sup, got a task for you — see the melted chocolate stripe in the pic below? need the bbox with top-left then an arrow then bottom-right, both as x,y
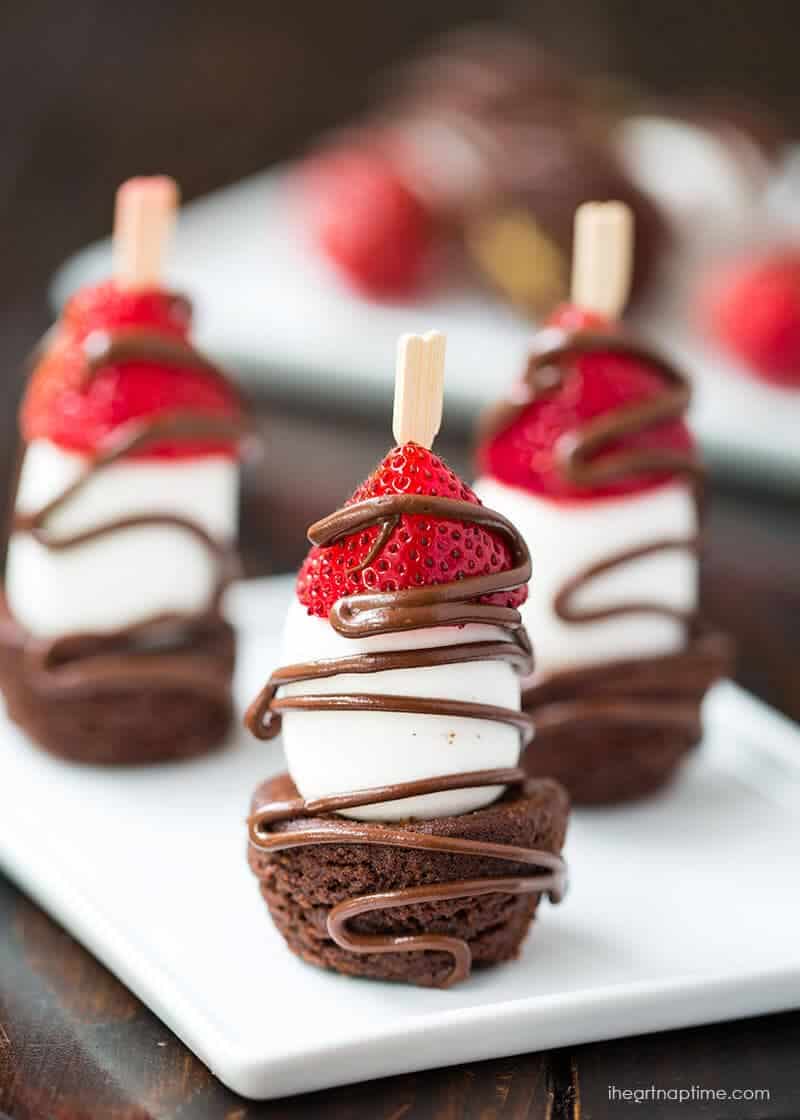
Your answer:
554,537 -> 700,625
249,769 -> 566,988
13,411 -> 243,614
310,494 -> 531,638
524,630 -> 731,704
534,698 -> 702,736
25,650 -> 233,702
250,766 -> 526,822
83,328 -> 219,380
14,411 -> 245,535
327,874 -> 555,988
246,635 -> 532,741
269,693 -> 534,744
20,511 -> 224,554
523,630 -> 733,739
3,607 -> 234,703
479,327 -> 701,494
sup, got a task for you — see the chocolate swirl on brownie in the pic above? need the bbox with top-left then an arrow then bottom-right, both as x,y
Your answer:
479,327 -> 731,752
4,328 -> 246,701
248,768 -> 566,988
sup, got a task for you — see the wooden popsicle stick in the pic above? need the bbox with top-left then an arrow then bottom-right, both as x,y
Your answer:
393,331 -> 447,448
112,176 -> 180,290
571,201 -> 634,319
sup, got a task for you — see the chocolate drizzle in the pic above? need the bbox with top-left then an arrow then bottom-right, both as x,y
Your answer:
81,326 -> 220,382
479,327 -> 702,496
7,327 -> 245,701
526,629 -> 731,741
553,537 -> 699,626
481,327 -> 702,631
310,495 -> 531,635
12,611 -> 235,703
245,493 -> 533,743
479,326 -> 731,752
248,768 -> 567,988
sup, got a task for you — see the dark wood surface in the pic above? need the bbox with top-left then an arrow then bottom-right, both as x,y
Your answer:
1,2 -> 800,1116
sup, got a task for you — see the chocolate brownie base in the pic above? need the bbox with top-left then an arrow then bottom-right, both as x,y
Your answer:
248,772 -> 569,987
0,602 -> 235,765
524,720 -> 695,805
522,633 -> 733,805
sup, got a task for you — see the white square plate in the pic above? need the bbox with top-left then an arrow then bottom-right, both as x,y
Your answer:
1,575 -> 799,1100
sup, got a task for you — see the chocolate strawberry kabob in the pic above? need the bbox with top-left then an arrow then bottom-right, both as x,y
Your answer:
246,333 -> 568,988
0,177 -> 246,764
475,203 -> 731,803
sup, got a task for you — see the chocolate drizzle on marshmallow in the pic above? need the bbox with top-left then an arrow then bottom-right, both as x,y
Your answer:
245,493 -> 533,743
5,327 -> 245,701
479,326 -> 731,737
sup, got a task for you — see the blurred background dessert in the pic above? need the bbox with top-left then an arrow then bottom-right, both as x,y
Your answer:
43,7 -> 800,499
300,25 -> 668,310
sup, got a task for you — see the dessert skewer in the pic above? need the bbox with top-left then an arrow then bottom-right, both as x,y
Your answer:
474,202 -> 731,804
246,332 -> 568,988
0,177 -> 247,764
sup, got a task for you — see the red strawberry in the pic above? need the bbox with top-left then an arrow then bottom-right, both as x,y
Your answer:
297,442 -> 528,619
300,150 -> 434,298
699,252 -> 800,387
62,280 -> 190,341
21,282 -> 241,460
547,303 -> 611,333
479,311 -> 693,501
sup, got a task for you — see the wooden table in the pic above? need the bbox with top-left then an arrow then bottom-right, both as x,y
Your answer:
2,2 -> 800,1114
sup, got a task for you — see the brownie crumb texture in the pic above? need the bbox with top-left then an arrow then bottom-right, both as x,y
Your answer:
248,773 -> 569,987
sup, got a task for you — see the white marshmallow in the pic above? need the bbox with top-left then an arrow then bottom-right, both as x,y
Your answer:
6,438 -> 238,638
473,478 -> 698,682
278,598 -> 523,820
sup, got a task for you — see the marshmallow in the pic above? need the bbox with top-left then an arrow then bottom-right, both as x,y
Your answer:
278,598 -> 523,820
6,438 -> 238,638
473,478 -> 697,682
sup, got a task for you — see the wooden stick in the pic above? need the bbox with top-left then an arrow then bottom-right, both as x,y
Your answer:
113,176 -> 179,290
571,201 -> 633,318
393,331 -> 447,448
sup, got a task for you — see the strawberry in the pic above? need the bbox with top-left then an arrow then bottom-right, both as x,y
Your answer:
21,282 -> 241,460
300,150 -> 434,298
479,309 -> 693,501
62,280 -> 190,341
699,252 -> 800,387
297,442 -> 528,618
547,303 -> 611,333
